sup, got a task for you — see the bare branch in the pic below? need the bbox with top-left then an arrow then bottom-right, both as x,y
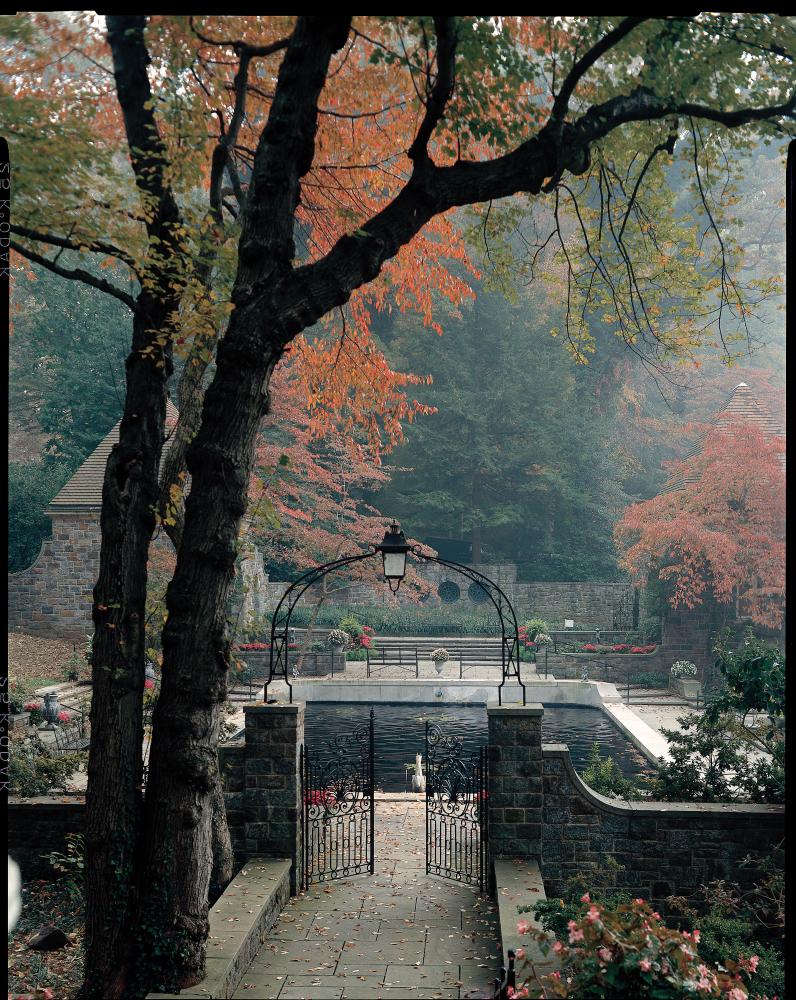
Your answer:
10,239 -> 139,312
10,223 -> 138,273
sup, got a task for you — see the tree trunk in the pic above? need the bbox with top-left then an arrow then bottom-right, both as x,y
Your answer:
80,16 -> 185,999
81,311 -> 171,999
471,470 -> 482,564
209,759 -> 235,903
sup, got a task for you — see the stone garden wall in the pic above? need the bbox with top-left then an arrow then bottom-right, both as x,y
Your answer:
487,705 -> 785,917
262,571 -> 635,628
8,795 -> 86,878
7,513 -> 101,640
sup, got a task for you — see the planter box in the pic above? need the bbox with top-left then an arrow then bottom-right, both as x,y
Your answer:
294,650 -> 346,677
671,676 -> 702,700
9,713 -> 30,730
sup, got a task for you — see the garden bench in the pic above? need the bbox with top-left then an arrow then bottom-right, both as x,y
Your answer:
48,722 -> 90,755
365,647 -> 419,677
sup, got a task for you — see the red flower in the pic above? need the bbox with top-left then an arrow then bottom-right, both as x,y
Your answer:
630,646 -> 645,654
360,636 -> 372,648
144,678 -> 155,690
305,789 -> 336,806
24,701 -> 42,711
582,644 -> 597,652
362,626 -> 374,633
57,710 -> 71,723
612,644 -> 629,652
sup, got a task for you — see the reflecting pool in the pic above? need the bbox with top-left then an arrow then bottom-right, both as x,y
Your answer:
303,702 -> 653,792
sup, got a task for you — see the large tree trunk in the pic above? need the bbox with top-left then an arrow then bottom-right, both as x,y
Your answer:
81,312 -> 171,999
80,16 -> 184,999
136,19 -> 352,990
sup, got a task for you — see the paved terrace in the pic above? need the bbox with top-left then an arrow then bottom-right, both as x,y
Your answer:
232,798 -> 500,999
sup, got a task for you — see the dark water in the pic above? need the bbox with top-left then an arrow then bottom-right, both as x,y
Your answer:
303,702 -> 652,792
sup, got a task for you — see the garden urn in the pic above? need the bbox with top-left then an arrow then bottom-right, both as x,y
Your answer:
42,691 -> 61,729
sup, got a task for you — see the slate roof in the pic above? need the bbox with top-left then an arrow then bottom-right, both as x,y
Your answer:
657,382 -> 785,496
46,400 -> 181,514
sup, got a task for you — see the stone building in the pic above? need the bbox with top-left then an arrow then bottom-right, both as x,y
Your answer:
8,403 -> 176,640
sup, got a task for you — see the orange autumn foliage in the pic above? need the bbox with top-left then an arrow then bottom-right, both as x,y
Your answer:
615,420 -> 785,629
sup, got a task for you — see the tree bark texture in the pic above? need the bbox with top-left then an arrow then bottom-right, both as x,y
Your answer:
81,16 -> 183,1000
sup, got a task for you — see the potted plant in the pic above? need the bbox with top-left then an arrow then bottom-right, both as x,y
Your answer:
430,648 -> 449,674
327,628 -> 350,650
669,660 -> 701,699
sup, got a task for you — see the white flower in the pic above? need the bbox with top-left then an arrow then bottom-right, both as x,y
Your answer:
430,648 -> 450,662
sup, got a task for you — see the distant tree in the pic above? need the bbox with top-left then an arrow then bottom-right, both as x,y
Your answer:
615,420 -> 785,629
373,287 -> 629,579
9,263 -> 127,466
7,461 -> 70,571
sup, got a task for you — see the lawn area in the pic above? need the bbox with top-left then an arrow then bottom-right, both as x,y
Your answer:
8,633 -> 88,691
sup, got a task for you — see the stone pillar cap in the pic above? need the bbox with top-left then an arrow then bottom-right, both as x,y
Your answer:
487,703 -> 544,717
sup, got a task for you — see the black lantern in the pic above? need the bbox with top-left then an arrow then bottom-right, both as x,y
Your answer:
376,522 -> 410,593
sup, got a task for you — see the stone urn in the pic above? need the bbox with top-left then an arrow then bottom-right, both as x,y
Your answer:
41,691 -> 61,730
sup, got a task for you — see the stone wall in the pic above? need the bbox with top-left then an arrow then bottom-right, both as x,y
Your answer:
219,704 -> 304,893
8,795 -> 86,878
7,513 -> 101,639
487,706 -> 785,916
541,744 -> 785,914
263,571 -> 636,629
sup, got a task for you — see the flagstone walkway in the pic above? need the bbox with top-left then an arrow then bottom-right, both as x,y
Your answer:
232,799 -> 500,999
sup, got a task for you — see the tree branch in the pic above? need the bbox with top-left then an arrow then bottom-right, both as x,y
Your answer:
10,223 -> 138,273
407,17 -> 458,164
550,18 -> 649,127
10,239 -> 139,312
235,16 -> 351,283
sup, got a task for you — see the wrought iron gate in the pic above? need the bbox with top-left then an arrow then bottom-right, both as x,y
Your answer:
425,721 -> 488,893
302,708 -> 375,888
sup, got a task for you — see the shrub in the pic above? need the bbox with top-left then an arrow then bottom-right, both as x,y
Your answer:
647,712 -> 785,804
24,700 -> 45,726
580,743 -> 645,800
523,897 -> 760,999
430,647 -> 450,662
666,868 -> 784,1000
346,648 -> 367,661
338,614 -> 364,640
46,833 -> 85,899
9,732 -> 85,796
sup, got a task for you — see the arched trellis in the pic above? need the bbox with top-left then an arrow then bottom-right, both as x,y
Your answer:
263,539 -> 526,705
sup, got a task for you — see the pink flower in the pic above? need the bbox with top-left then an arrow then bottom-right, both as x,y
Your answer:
692,929 -> 701,944
553,941 -> 564,953
727,990 -> 748,1000
652,911 -> 661,920
516,920 -> 531,935
567,923 -> 584,944
639,958 -> 651,972
144,678 -> 155,690
738,955 -> 759,974
580,892 -> 591,903
585,906 -> 602,924
515,947 -> 526,960
598,947 -> 612,962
